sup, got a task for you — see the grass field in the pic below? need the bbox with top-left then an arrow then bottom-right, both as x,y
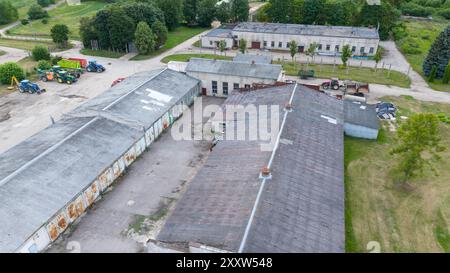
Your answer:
395,19 -> 449,92
345,96 -> 450,252
80,48 -> 125,59
0,38 -> 71,52
161,53 -> 232,63
280,61 -> 411,88
130,26 -> 209,61
9,1 -> 109,40
0,50 -> 5,57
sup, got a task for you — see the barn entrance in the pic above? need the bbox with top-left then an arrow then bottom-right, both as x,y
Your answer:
298,46 -> 305,53
251,41 -> 261,49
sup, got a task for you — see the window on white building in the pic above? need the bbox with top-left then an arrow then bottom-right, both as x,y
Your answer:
271,41 -> 275,47
263,41 -> 267,47
210,41 -> 213,46
335,45 -> 339,52
360,47 -> 365,54
223,82 -> 228,96
369,47 -> 374,54
318,44 -> 322,50
233,83 -> 239,90
286,42 -> 290,48
278,42 -> 282,48
326,44 -> 330,51
212,81 -> 217,94
351,46 -> 356,53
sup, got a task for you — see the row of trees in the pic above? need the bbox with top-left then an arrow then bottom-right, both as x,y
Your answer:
79,2 -> 168,52
184,0 -> 249,27
259,0 -> 401,40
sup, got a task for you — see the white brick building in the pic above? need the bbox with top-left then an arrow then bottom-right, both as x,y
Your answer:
201,22 -> 380,57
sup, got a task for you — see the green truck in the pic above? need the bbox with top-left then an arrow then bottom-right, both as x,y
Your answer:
56,60 -> 83,78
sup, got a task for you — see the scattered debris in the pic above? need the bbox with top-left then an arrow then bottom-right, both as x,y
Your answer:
376,102 -> 396,120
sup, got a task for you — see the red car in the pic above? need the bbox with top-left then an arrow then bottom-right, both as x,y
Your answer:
111,77 -> 126,87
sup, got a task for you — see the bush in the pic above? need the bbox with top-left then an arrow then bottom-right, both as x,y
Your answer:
428,65 -> 437,82
438,8 -> 450,20
42,18 -> 48,24
51,55 -> 62,65
400,3 -> 434,17
50,24 -> 69,46
28,4 -> 49,20
0,62 -> 25,84
31,45 -> 50,61
21,19 -> 29,25
37,0 -> 51,7
37,60 -> 51,70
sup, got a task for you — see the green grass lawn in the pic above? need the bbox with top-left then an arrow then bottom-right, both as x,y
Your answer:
0,50 -> 5,57
345,96 -> 450,252
280,61 -> 411,88
80,48 -> 125,59
130,26 -> 209,61
8,1 -> 109,40
161,53 -> 232,63
395,19 -> 449,92
0,38 -> 71,52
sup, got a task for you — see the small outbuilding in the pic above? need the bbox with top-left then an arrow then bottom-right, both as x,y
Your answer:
344,100 -> 379,139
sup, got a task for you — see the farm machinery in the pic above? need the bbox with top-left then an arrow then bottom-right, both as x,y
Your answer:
18,80 -> 46,94
60,58 -> 106,73
86,60 -> 105,73
37,68 -> 77,84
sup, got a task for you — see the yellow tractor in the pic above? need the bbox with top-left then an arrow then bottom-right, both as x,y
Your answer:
8,76 -> 20,90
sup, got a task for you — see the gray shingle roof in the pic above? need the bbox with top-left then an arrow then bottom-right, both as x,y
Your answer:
233,53 -> 272,64
0,69 -> 200,252
157,84 -> 345,253
344,100 -> 379,130
233,22 -> 380,39
186,58 -> 282,80
205,27 -> 233,38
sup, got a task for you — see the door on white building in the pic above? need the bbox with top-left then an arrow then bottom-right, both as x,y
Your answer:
298,46 -> 304,53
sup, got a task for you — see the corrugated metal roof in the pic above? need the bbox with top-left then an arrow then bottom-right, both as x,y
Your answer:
344,100 -> 379,130
0,69 -> 200,252
233,53 -> 272,64
186,58 -> 282,80
205,27 -> 233,38
233,22 -> 380,39
157,85 -> 345,253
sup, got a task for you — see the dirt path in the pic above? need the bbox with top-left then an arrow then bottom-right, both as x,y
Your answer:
0,46 -> 28,64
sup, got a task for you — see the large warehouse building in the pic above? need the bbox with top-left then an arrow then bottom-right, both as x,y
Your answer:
157,84 -> 346,253
201,22 -> 380,56
0,68 -> 201,253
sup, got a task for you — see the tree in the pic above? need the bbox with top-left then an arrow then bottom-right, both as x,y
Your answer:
268,0 -> 290,23
134,21 -> 155,54
93,9 -> 112,49
197,0 -> 217,27
216,1 -> 231,23
289,40 -> 298,61
341,44 -> 352,67
0,0 -> 18,25
373,47 -> 383,70
256,2 -> 271,22
152,20 -> 168,48
218,40 -> 227,55
31,45 -> 50,61
27,4 -> 48,20
303,0 -> 325,24
37,60 -> 52,70
79,16 -> 98,48
428,65 -> 438,82
231,0 -> 249,22
323,0 -> 355,26
51,24 -> 69,46
0,62 -> 25,84
357,0 -> 401,40
306,42 -> 318,61
37,0 -> 55,8
107,7 -> 135,51
423,25 -> 450,78
391,113 -> 444,184
184,0 -> 198,25
122,2 -> 166,29
155,0 -> 183,30
239,38 -> 247,54
442,62 -> 450,84
289,0 -> 304,24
